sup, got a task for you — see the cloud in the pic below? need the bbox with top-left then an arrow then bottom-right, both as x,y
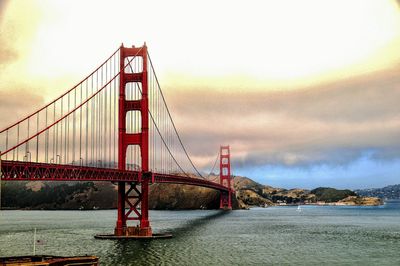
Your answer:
0,1 -> 56,130
0,0 -> 10,22
0,0 -> 18,68
0,89 -> 44,129
0,45 -> 18,67
1,0 -> 399,179
162,65 -> 400,169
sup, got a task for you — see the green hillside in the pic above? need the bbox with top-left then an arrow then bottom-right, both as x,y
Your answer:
310,187 -> 356,202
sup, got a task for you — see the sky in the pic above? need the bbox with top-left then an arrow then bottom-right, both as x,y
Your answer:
0,0 -> 400,189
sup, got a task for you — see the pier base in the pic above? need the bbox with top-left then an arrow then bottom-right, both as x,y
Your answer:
95,233 -> 172,240
114,226 -> 152,237
95,226 -> 172,240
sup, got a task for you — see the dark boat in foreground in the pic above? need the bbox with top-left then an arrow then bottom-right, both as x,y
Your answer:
0,255 -> 98,266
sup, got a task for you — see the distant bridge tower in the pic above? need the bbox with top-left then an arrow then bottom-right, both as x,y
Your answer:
219,145 -> 232,210
115,43 -> 152,237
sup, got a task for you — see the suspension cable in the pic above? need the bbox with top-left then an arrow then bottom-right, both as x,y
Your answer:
1,47 -> 143,157
126,61 -> 191,178
207,151 -> 220,178
147,52 -> 205,178
0,47 -> 120,134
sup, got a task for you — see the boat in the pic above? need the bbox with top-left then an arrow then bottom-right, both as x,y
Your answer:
0,255 -> 99,265
297,205 -> 302,212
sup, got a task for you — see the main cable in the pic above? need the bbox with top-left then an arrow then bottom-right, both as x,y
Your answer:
207,151 -> 220,178
147,52 -> 205,179
126,60 -> 191,178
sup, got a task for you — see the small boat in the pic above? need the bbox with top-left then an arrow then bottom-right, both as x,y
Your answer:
297,205 -> 302,212
0,255 -> 99,265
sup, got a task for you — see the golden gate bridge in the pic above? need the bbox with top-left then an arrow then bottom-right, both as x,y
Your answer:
0,43 -> 234,239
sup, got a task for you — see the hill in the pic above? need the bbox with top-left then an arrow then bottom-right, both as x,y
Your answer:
310,187 -> 356,202
1,181 -> 117,210
0,180 -> 240,210
0,176 -> 382,210
232,177 -> 381,207
355,184 -> 400,199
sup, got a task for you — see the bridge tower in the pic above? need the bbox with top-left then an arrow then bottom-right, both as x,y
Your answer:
219,145 -> 232,210
115,43 -> 152,237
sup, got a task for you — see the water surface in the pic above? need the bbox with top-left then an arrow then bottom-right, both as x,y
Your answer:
1,201 -> 400,265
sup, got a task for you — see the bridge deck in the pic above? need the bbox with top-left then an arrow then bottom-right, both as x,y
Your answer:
0,160 -> 230,192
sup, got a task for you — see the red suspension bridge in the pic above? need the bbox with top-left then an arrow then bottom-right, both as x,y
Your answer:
0,43 -> 234,238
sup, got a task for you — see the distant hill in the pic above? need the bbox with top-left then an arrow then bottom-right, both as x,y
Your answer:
233,176 -> 313,206
355,184 -> 400,199
0,176 -> 382,210
0,180 -> 239,210
310,187 -> 356,203
1,181 -> 117,210
149,183 -> 239,210
233,177 -> 361,205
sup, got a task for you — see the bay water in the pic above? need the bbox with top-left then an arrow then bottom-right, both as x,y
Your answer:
1,201 -> 400,265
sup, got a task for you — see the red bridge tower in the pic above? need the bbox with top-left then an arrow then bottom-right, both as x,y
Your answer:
115,43 -> 152,237
219,145 -> 232,210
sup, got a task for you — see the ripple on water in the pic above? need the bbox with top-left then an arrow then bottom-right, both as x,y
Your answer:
1,205 -> 400,265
